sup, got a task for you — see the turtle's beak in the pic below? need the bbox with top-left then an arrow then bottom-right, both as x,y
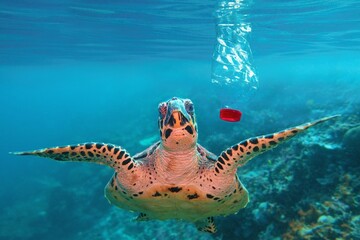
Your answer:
165,105 -> 190,128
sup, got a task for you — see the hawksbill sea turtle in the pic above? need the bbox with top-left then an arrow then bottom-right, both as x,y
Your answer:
12,97 -> 339,233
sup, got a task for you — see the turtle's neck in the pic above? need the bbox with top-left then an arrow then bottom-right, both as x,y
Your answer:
155,145 -> 199,184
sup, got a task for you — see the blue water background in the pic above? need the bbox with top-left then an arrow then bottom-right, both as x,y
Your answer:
1,0 -> 360,239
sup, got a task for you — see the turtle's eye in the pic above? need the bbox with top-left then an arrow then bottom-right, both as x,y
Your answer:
185,101 -> 194,114
158,103 -> 167,119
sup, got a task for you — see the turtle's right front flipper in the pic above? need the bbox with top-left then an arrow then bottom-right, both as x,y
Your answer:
11,143 -> 137,171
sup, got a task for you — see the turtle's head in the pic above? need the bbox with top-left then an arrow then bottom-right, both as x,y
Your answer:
158,97 -> 198,151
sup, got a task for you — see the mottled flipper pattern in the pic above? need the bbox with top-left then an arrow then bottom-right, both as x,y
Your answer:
195,217 -> 217,233
135,213 -> 150,221
214,115 -> 340,174
12,143 -> 136,171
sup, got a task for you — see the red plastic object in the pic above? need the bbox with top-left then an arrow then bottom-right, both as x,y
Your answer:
220,108 -> 242,122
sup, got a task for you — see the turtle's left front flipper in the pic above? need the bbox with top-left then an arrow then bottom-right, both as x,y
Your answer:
11,143 -> 136,171
214,115 -> 339,174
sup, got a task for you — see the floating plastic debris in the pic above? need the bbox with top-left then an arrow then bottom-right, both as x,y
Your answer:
220,108 -> 242,122
211,0 -> 258,108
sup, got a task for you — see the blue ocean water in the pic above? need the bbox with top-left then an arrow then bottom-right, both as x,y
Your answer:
1,0 -> 359,239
